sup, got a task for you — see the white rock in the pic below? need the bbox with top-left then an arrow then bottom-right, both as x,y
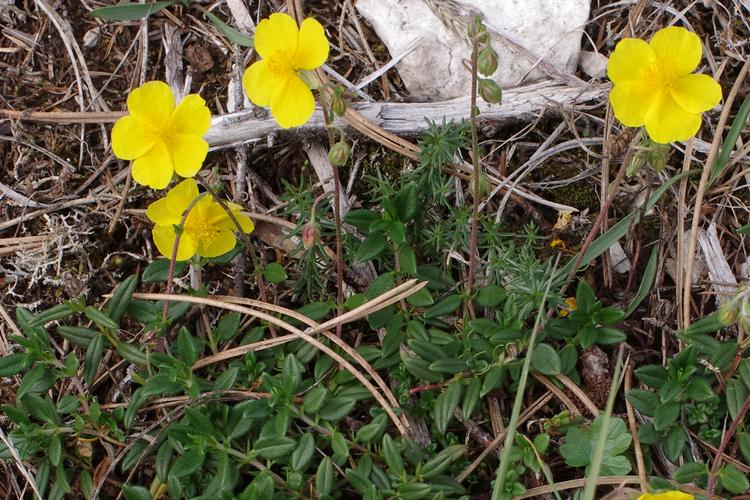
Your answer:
608,241 -> 632,274
356,0 -> 589,99
579,50 -> 608,79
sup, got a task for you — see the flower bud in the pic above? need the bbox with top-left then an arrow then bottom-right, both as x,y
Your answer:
328,140 -> 350,167
478,78 -> 502,104
302,222 -> 320,249
467,14 -> 490,44
718,300 -> 739,325
477,46 -> 498,76
330,88 -> 347,116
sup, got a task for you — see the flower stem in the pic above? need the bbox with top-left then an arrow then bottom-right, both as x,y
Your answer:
465,32 -> 481,317
195,177 -> 271,309
318,88 -> 345,337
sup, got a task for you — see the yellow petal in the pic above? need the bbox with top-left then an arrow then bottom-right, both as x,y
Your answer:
243,60 -> 279,107
644,90 -> 702,144
146,197 -> 181,226
254,13 -> 299,60
111,115 -> 157,160
607,38 -> 656,84
636,492 -> 693,500
199,229 -> 237,258
168,133 -> 209,178
270,74 -> 315,128
649,26 -> 701,75
165,178 -> 200,213
669,73 -> 722,113
131,142 -> 174,189
127,81 -> 175,127
152,225 -> 197,261
170,94 -> 211,136
234,212 -> 255,233
610,81 -> 654,127
294,18 -> 329,70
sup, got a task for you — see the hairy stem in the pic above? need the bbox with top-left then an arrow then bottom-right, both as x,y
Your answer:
465,32 -> 481,317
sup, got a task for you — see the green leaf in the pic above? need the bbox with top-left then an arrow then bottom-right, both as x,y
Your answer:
57,325 -> 96,347
624,245 -> 658,318
726,379 -> 748,421
357,233 -> 387,262
85,306 -> 119,331
400,351 -> 442,382
663,425 -> 686,463
291,433 -> 315,472
429,358 -> 467,374
480,365 -> 505,397
625,389 -> 659,417
685,377 -> 714,402
421,445 -> 465,479
49,434 -> 62,466
394,183 -> 419,221
381,434 -> 404,473
719,463 -> 750,494
296,301 -> 331,321
142,259 -> 187,283
673,461 -> 707,483
345,209 -> 380,233
406,288 -> 434,307
315,457 -> 334,495
107,274 -> 138,324
575,280 -> 596,314
398,246 -> 417,276
633,365 -> 668,389
117,342 -> 148,366
29,304 -> 73,327
18,365 -> 55,399
216,312 -> 241,341
653,402 -> 680,431
263,262 -> 288,284
170,450 -> 205,478
462,377 -> 481,419
175,328 -> 199,366
84,334 -> 105,385
434,380 -> 462,434
319,397 -> 356,421
599,455 -> 632,476
424,294 -> 462,318
356,413 -> 388,444
711,341 -> 738,372
91,1 -> 175,21
710,92 -> 750,185
531,343 -> 561,375
204,11 -> 254,47
0,353 -> 30,377
682,313 -> 724,336
254,436 -> 296,460
476,285 -> 507,308
213,366 -> 238,391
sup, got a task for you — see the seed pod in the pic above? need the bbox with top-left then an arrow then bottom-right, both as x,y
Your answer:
328,140 -> 350,167
330,89 -> 347,116
718,300 -> 739,325
477,45 -> 498,76
478,78 -> 502,104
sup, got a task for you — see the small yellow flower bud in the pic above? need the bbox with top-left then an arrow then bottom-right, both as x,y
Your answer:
302,222 -> 320,249
477,46 -> 498,76
478,78 -> 502,104
718,301 -> 739,325
328,141 -> 350,167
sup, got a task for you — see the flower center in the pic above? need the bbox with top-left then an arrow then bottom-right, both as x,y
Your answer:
266,49 -> 297,77
644,60 -> 679,91
185,217 -> 218,249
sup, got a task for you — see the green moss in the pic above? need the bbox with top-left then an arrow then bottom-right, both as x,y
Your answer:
536,162 -> 599,213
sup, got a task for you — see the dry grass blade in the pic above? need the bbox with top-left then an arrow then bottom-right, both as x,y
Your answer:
456,392 -> 553,483
554,372 -> 600,416
128,279 -> 427,435
0,428 -> 43,500
533,373 -> 584,416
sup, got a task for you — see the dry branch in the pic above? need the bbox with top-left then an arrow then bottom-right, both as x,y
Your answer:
205,81 -> 607,149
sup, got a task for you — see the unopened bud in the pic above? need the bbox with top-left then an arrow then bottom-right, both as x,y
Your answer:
467,14 -> 490,44
478,78 -> 502,104
328,140 -> 350,167
302,222 -> 320,249
477,46 -> 498,76
331,88 -> 347,116
718,300 -> 739,325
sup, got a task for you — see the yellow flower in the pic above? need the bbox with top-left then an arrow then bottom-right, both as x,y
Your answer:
607,26 -> 722,144
111,81 -> 211,190
145,178 -> 254,261
550,238 -> 566,249
636,491 -> 693,500
242,13 -> 329,128
560,297 -> 577,318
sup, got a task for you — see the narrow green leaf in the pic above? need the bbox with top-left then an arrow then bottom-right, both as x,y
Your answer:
624,245 -> 657,318
91,1 -> 175,21
107,274 -> 138,324
84,334 -> 105,385
315,456 -> 334,495
434,380 -> 462,434
0,353 -> 30,377
204,11 -> 254,47
85,306 -> 119,331
381,434 -> 404,473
